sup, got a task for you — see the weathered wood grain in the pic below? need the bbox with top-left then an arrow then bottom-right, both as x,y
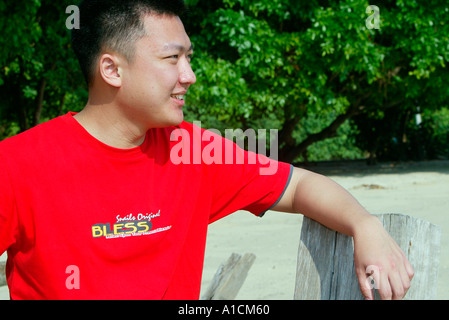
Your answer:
201,252 -> 256,300
294,214 -> 441,300
0,261 -> 6,287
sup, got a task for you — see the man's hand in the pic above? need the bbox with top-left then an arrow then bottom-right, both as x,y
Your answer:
273,167 -> 414,300
353,216 -> 414,300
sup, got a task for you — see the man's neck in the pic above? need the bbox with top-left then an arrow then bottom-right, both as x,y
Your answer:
74,103 -> 147,150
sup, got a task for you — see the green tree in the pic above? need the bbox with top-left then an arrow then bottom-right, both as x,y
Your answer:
184,0 -> 449,163
0,0 -> 86,139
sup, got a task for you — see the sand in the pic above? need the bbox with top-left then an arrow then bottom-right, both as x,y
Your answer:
1,160 -> 448,300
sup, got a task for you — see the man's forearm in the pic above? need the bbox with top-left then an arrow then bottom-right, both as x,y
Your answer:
288,167 -> 376,236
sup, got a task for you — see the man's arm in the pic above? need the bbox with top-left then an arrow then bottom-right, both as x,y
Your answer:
272,167 -> 414,300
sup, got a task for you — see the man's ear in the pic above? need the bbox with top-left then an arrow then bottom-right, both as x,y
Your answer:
98,54 -> 123,88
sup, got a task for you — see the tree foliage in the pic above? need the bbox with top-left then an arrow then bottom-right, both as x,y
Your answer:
183,0 -> 449,163
0,0 -> 86,138
1,0 -> 448,163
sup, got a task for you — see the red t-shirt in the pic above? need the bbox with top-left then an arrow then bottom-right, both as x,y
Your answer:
0,112 -> 292,299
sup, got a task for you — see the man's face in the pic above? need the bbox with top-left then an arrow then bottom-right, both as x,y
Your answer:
119,14 -> 196,129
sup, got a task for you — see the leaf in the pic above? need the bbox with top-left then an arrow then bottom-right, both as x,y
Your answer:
23,86 -> 38,99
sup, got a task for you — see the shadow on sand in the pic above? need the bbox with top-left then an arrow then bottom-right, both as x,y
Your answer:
296,159 -> 449,177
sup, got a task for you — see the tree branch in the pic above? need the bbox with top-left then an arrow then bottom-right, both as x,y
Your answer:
34,77 -> 47,127
279,92 -> 371,163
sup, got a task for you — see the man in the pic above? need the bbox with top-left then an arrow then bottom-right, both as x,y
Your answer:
0,0 -> 413,300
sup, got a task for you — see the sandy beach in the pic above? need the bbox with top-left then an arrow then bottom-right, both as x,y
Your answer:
1,160 -> 448,300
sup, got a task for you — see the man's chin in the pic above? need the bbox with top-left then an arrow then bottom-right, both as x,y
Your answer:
154,114 -> 184,129
170,112 -> 184,127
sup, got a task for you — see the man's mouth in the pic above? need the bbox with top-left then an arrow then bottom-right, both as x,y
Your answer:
171,95 -> 185,100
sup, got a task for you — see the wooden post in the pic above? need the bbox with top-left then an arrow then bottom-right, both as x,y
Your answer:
201,253 -> 256,300
294,213 -> 441,300
0,261 -> 6,287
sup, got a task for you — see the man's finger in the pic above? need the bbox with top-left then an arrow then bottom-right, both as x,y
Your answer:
357,274 -> 373,299
389,271 -> 406,300
377,270 -> 393,300
405,258 -> 415,280
357,265 -> 379,300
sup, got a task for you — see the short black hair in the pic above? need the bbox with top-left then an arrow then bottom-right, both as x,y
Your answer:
71,0 -> 186,86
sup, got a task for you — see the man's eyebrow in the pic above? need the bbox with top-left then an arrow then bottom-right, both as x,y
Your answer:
162,43 -> 194,52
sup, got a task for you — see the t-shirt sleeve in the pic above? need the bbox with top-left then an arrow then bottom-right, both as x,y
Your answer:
202,127 -> 293,223
0,153 -> 18,255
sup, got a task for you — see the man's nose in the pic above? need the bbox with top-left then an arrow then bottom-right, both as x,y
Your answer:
179,59 -> 196,85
